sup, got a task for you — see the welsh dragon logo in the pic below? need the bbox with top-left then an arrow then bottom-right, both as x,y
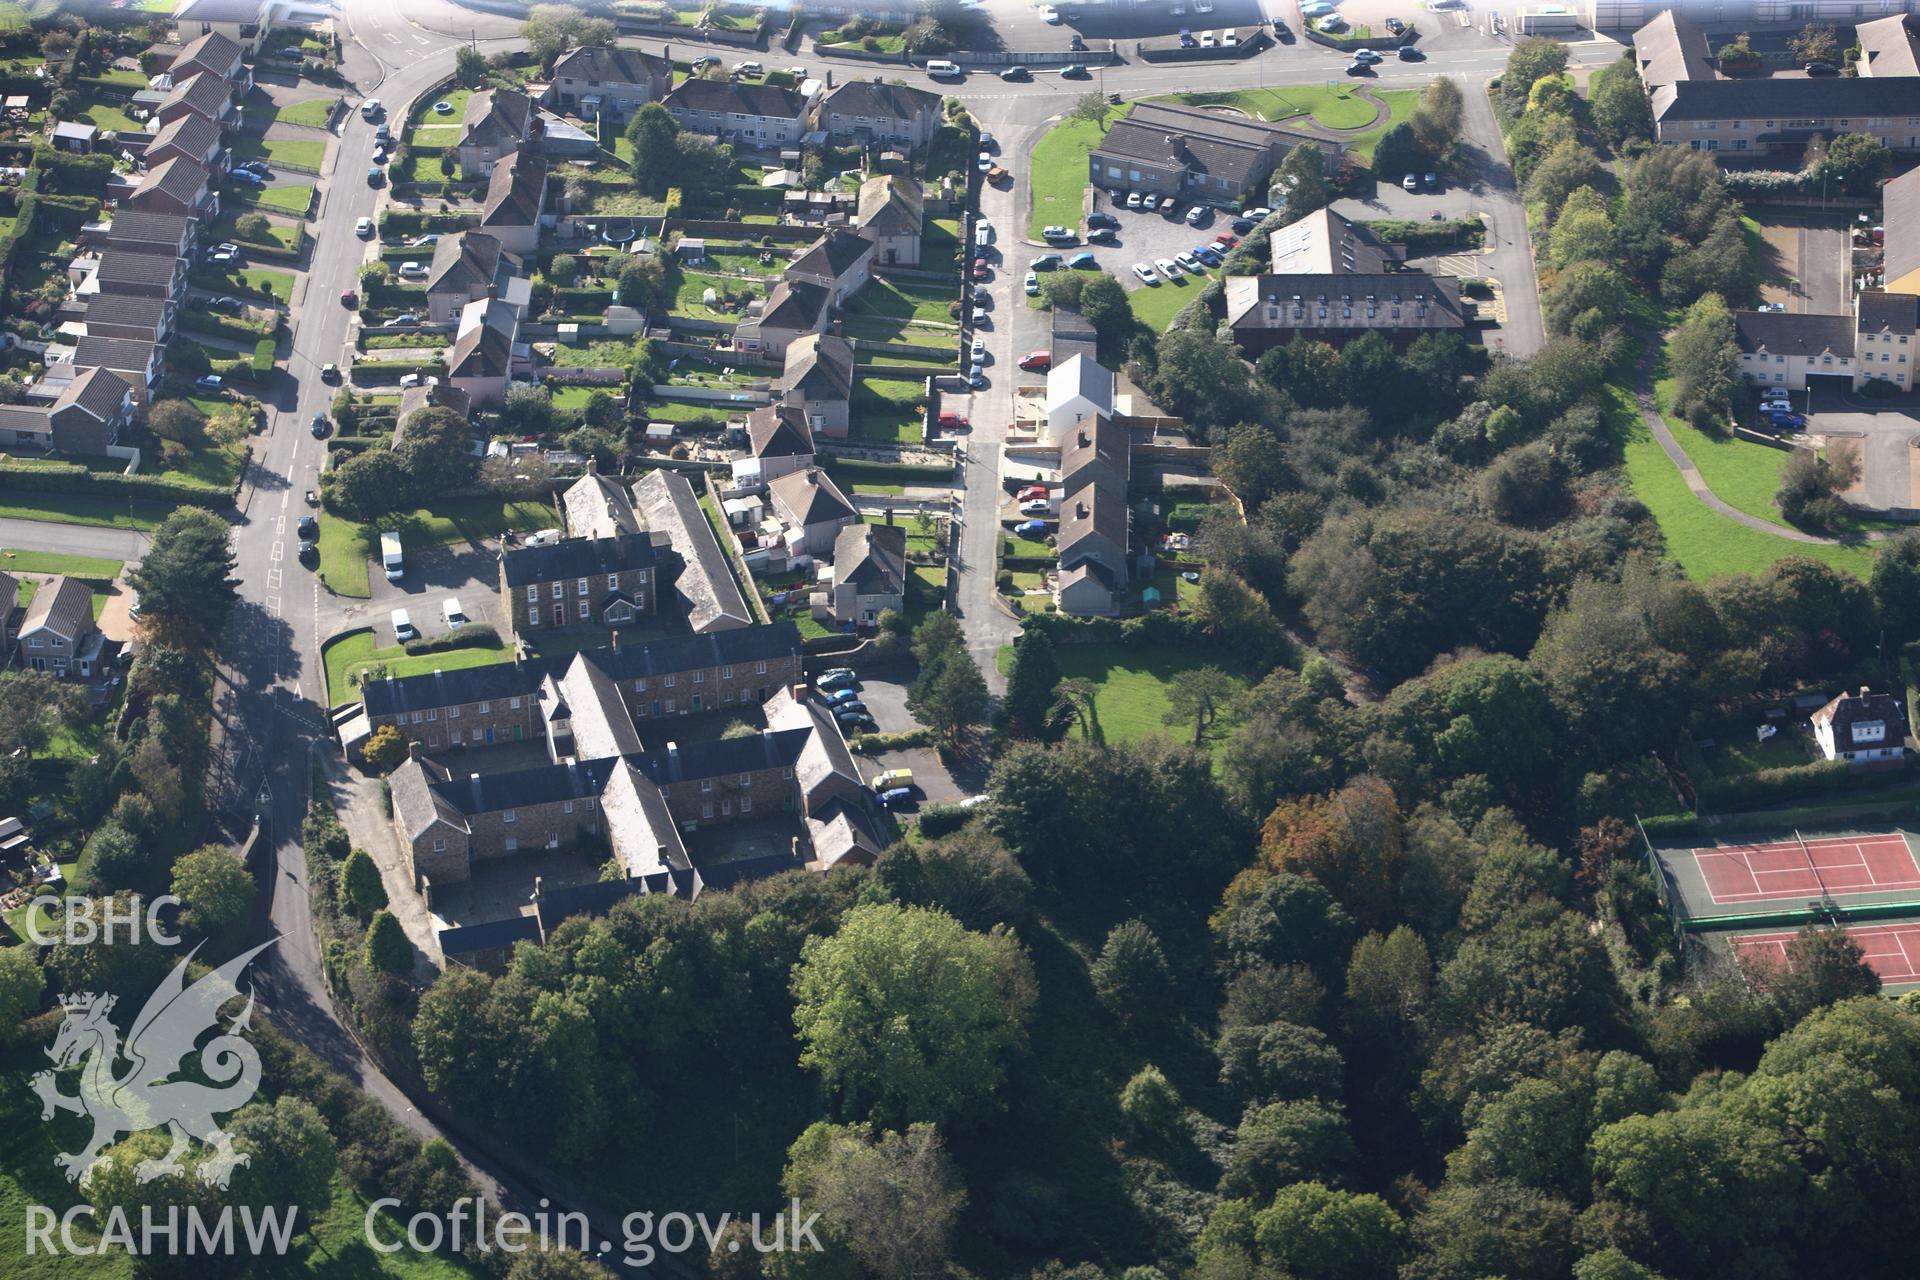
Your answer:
31,940 -> 275,1190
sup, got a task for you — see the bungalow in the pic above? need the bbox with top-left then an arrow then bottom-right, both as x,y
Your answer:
549,45 -> 670,119
816,522 -> 905,628
855,173 -> 923,268
457,88 -> 535,179
663,78 -> 810,148
814,79 -> 941,152
155,73 -> 234,128
1812,688 -> 1909,765
786,229 -> 874,306
479,150 -> 547,256
15,577 -> 103,679
768,467 -> 857,559
780,332 -> 854,439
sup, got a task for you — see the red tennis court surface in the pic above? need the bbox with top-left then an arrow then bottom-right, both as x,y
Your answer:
1692,834 -> 1920,904
1734,922 -> 1920,987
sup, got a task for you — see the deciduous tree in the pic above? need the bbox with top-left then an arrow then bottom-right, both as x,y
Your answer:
169,844 -> 252,937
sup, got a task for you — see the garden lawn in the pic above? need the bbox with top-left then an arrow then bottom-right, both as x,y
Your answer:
316,498 -> 554,599
207,264 -> 297,301
1162,86 -> 1417,162
322,629 -> 511,705
241,184 -> 316,217
1028,106 -> 1128,241
1128,268 -> 1215,332
841,315 -> 956,346
0,3 -> 28,28
78,99 -> 140,133
995,640 -> 1252,753
412,87 -> 471,128
924,218 -> 962,276
852,376 -> 927,443
849,276 -> 957,325
0,550 -> 121,579
0,493 -> 171,530
1606,381 -> 1876,581
277,95 -> 339,128
233,136 -> 327,172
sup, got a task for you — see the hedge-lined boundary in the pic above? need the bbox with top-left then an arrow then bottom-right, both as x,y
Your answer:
0,460 -> 231,507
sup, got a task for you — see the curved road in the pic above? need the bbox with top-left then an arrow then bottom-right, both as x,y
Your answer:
199,1 -> 1626,1266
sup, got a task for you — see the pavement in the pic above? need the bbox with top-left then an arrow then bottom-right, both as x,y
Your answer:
0,516 -> 148,560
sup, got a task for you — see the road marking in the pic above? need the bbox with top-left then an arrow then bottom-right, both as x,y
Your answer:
268,568 -> 283,591
266,594 -> 281,616
270,541 -> 284,562
385,32 -> 400,43
280,490 -> 289,510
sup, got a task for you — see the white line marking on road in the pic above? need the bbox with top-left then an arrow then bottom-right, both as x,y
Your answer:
385,32 -> 400,43
266,594 -> 281,616
268,568 -> 283,591
280,490 -> 289,510
271,542 -> 284,562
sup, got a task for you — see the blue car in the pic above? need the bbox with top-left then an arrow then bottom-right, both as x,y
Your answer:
1193,245 -> 1222,265
229,170 -> 263,186
1767,411 -> 1805,429
817,668 -> 858,691
878,787 -> 914,809
1068,251 -> 1097,269
826,688 -> 860,706
1014,519 -> 1047,537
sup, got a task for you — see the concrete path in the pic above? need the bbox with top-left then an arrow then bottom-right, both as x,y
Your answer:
1629,345 -> 1893,546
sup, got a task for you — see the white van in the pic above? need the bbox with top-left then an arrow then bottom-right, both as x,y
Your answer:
390,608 -> 417,643
926,59 -> 962,78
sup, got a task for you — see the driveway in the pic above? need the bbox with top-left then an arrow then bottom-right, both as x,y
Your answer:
1806,386 -> 1920,512
840,666 -> 967,805
360,543 -> 505,643
1749,214 -> 1849,315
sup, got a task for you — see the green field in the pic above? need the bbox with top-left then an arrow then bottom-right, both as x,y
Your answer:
322,628 -> 511,705
0,550 -> 121,579
0,493 -> 171,531
1162,85 -> 1419,161
316,498 -> 555,598
1127,266 -> 1216,332
1606,381 -> 1876,581
1028,106 -> 1127,241
995,640 -> 1251,753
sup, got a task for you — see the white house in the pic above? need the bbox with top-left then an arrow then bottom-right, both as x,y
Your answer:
1044,353 -> 1115,448
1811,688 -> 1909,765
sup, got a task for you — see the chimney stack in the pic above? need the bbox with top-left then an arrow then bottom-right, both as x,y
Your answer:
587,455 -> 599,474
611,628 -> 620,651
407,739 -> 422,759
533,875 -> 543,900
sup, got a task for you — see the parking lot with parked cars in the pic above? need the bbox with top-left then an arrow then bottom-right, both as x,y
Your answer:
1028,189 -> 1251,304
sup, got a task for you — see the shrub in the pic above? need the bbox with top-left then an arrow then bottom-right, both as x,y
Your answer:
400,624 -> 500,656
914,803 -> 977,839
251,337 -> 276,377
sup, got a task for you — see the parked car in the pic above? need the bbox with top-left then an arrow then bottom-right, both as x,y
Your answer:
968,369 -> 989,389
1024,271 -> 1040,296
1088,211 -> 1119,229
1215,233 -> 1239,248
1068,251 -> 1096,268
297,540 -> 318,566
229,170 -> 263,187
297,514 -> 318,541
1018,485 -> 1050,501
971,337 -> 988,361
1806,61 -> 1838,75
1013,519 -> 1048,536
972,261 -> 992,282
1132,262 -> 1160,284
1020,498 -> 1052,516
877,787 -> 914,809
367,166 -> 384,186
408,234 -> 440,247
1141,193 -> 1160,211
210,295 -> 242,311
193,374 -> 224,392
1030,253 -> 1062,270
1398,44 -> 1425,60
397,262 -> 428,280
1192,245 -> 1221,265
730,60 -> 764,76
391,609 -> 417,643
1126,191 -> 1144,209
938,411 -> 970,431
1040,3 -> 1060,20
1185,205 -> 1207,226
1042,225 -> 1074,241
355,217 -> 374,237
833,701 -> 869,720
1000,66 -> 1030,81
1424,172 -> 1440,189
1386,15 -> 1405,32
1402,173 -> 1420,191
826,687 -> 862,706
872,768 -> 915,793
1232,217 -> 1256,233
1155,257 -> 1181,279
310,413 -> 330,438
1087,227 -> 1118,245
1174,252 -> 1201,272
442,598 -> 468,629
817,668 -> 858,690
977,151 -> 993,172
321,362 -> 339,382
1018,350 -> 1054,372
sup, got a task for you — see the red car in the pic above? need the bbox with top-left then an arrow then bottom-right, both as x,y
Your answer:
1017,485 -> 1049,501
938,411 -> 969,430
1214,233 -> 1239,248
339,289 -> 358,307
1017,350 -> 1053,372
971,262 -> 991,281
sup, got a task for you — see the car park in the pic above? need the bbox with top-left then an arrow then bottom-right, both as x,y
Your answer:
1132,262 -> 1159,284
1014,519 -> 1048,536
1155,258 -> 1181,279
817,668 -> 858,691
1175,252 -> 1201,273
391,609 -> 417,643
1141,194 -> 1160,211
1018,351 -> 1054,372
1024,271 -> 1040,295
1215,233 -> 1239,248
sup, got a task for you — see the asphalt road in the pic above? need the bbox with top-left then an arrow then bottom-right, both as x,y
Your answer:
0,516 -> 149,560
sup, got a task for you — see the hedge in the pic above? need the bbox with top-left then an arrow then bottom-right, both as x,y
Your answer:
351,360 -> 445,381
0,460 -> 229,506
849,727 -> 935,752
912,803 -> 978,838
401,624 -> 501,656
180,310 -> 275,344
1364,217 -> 1486,254
251,338 -> 276,377
822,457 -> 955,486
1695,757 -> 1890,809
378,209 -> 478,236
328,435 -> 389,455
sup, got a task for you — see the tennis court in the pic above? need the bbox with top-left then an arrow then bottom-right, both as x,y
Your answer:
1692,833 -> 1920,904
1732,921 -> 1920,988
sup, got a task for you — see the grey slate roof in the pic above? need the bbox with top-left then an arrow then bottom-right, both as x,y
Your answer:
1813,688 -> 1908,750
769,467 -> 855,527
1059,413 -> 1129,495
18,577 -> 93,643
1733,309 -> 1857,359
1268,208 -> 1399,275
133,155 -> 209,206
148,111 -> 221,161
754,279 -> 829,332
482,151 -> 546,227
856,173 -> 923,240
551,44 -> 668,86
82,293 -> 170,332
821,78 -> 939,124
103,211 -> 192,254
1858,292 -> 1920,337
95,250 -> 178,288
1632,10 -> 1713,91
783,332 -> 853,403
562,468 -> 641,541
664,77 -> 807,120
582,621 -> 802,683
161,73 -> 231,122
789,229 -> 872,283
1096,100 -> 1334,183
173,29 -> 244,78
55,366 -> 131,421
833,523 -> 905,597
1225,273 -> 1466,334
460,88 -> 534,151
1884,166 -> 1920,288
362,660 -> 543,718
499,532 -> 660,587
1656,75 -> 1920,122
1856,13 -> 1920,77
428,231 -> 503,297
72,335 -> 157,375
633,468 -> 753,633
749,402 -> 815,459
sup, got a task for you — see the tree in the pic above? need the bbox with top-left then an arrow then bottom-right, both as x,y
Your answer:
1077,272 -> 1133,341
146,397 -> 204,443
1218,1099 -> 1355,1199
1150,327 -> 1277,441
521,3 -> 612,68
672,132 -> 737,199
361,723 -> 408,772
1871,528 -> 1920,642
1067,90 -> 1109,126
1090,919 -> 1173,1027
1717,38 -> 1761,74
1118,1064 -> 1183,1138
908,615 -> 986,745
326,448 -> 409,521
1214,871 -> 1354,973
1370,122 -> 1428,180
394,405 -> 474,493
791,903 -> 1036,1127
169,844 -> 252,937
503,383 -> 556,437
1217,1020 -> 1344,1103
782,1122 -> 965,1280
1590,52 -> 1654,149
1345,927 -> 1431,1044
1502,37 -> 1570,112
1252,1182 -> 1406,1280
0,670 -> 85,760
1411,76 -> 1465,160
234,211 -> 273,242
338,847 -> 389,918
1214,422 -> 1290,511
1776,448 -> 1855,532
1542,261 -> 1631,340
616,255 -> 668,313
997,628 -> 1062,740
1164,665 -> 1238,747
455,44 -> 488,87
1821,133 -> 1890,196
1668,293 -> 1740,424
627,102 -> 680,195
1788,21 -> 1839,66
1051,677 -> 1102,743
364,908 -> 412,975
508,1253 -> 617,1280
227,1096 -> 336,1223
0,945 -> 43,1041
1548,189 -> 1615,269
1274,143 -> 1333,219
1528,139 -> 1601,222
1749,925 -> 1882,1023
127,508 -> 238,650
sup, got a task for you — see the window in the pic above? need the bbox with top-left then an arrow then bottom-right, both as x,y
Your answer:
701,779 -> 713,792
433,837 -> 446,853
510,697 -> 522,709
584,797 -> 595,811
636,677 -> 649,692
755,660 -> 768,675
502,809 -> 517,823
638,569 -> 648,583
426,709 -> 438,721
740,795 -> 752,813
526,585 -> 538,601
410,712 -> 422,724
782,766 -> 793,779
478,701 -> 490,713
577,577 -> 589,594
608,574 -> 619,591
666,698 -> 675,712
722,799 -> 732,816
529,607 -> 539,626
554,604 -> 565,626
721,665 -> 733,679
579,600 -> 591,619
563,800 -> 574,814
693,670 -> 705,684
664,674 -> 677,687
505,835 -> 518,852
636,594 -> 645,610
702,802 -> 714,819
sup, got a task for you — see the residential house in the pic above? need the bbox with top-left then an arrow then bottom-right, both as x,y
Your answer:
173,0 -> 274,53
633,468 -> 754,634
1882,166 -> 1920,295
855,173 -> 923,268
457,89 -> 535,179
1059,413 -> 1130,497
560,461 -> 643,542
445,298 -> 519,406
780,332 -> 854,438
1733,309 -> 1861,391
732,279 -> 830,360
1812,688 -> 1909,765
479,150 -> 547,256
126,156 -> 214,219
1089,100 -> 1338,206
167,29 -> 249,90
71,336 -> 163,401
144,113 -> 224,173
1055,481 -> 1128,617
582,624 -> 804,723
1044,353 -> 1114,448
768,467 -> 857,558
155,73 -> 235,128
1224,275 -> 1466,353
745,402 -> 815,482
91,250 -> 185,303
548,45 -> 670,118
1266,207 -> 1402,275
81,293 -> 175,345
362,660 -> 547,752
394,379 -> 472,439
14,577 -> 103,679
663,78 -> 810,147
817,522 -> 905,627
786,228 -> 873,306
764,686 -> 884,869
426,231 -> 506,324
815,79 -> 941,152
0,367 -> 133,454
498,531 -> 661,635
96,211 -> 195,260
1634,11 -> 1920,158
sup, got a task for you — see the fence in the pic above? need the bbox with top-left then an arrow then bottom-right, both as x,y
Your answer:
1301,25 -> 1415,52
1135,30 -> 1273,62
